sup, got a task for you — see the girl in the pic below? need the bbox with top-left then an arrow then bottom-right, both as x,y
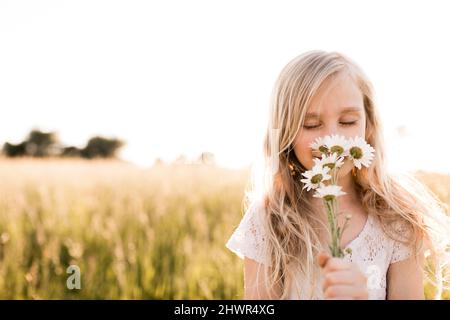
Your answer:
226,50 -> 450,300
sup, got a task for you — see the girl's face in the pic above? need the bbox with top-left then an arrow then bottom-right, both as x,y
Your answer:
293,72 -> 366,176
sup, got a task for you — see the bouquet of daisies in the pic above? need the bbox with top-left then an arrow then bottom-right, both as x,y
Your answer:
300,134 -> 375,258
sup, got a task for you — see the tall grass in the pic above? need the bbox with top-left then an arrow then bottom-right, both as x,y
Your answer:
0,158 -> 447,299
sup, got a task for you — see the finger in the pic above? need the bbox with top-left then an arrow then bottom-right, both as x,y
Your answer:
344,264 -> 368,285
317,251 -> 330,268
324,284 -> 368,300
322,270 -> 355,290
324,284 -> 365,299
324,257 -> 351,273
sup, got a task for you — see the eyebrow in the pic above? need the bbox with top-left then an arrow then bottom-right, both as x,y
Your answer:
305,107 -> 362,118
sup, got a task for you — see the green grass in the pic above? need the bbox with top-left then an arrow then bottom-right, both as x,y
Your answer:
0,158 -> 447,299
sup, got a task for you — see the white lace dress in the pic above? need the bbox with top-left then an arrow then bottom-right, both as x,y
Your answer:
225,199 -> 414,300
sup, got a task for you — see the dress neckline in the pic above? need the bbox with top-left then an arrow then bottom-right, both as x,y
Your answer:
343,213 -> 371,250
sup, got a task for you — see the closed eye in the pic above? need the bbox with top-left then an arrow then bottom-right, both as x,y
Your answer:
303,121 -> 357,130
303,124 -> 320,129
340,121 -> 357,126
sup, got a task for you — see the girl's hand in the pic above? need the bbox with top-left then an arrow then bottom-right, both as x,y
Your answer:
317,251 -> 369,300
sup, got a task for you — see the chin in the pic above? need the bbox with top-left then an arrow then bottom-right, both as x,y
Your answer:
337,168 -> 352,179
306,160 -> 315,171
337,162 -> 353,178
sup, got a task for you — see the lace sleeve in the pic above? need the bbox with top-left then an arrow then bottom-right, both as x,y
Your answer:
390,239 -> 413,264
225,200 -> 270,266
390,221 -> 414,264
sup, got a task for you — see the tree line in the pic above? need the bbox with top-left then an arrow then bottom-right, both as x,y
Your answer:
2,130 -> 124,159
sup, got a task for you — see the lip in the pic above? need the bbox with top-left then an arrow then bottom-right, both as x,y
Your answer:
312,151 -> 322,158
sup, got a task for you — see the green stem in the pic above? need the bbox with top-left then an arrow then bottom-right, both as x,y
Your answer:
323,190 -> 344,257
323,156 -> 347,258
324,199 -> 339,257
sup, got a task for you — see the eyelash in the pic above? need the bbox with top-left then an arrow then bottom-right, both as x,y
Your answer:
303,121 -> 357,129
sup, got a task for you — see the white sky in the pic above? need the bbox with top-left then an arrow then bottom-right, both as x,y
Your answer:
1,0 -> 449,173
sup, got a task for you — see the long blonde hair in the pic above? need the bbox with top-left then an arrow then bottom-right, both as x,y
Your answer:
245,50 -> 450,299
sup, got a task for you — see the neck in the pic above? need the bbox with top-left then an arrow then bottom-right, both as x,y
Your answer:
338,173 -> 360,204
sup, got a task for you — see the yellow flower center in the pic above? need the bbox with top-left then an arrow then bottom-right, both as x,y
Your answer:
319,145 -> 329,153
311,174 -> 323,184
330,145 -> 344,156
350,146 -> 363,159
324,162 -> 335,170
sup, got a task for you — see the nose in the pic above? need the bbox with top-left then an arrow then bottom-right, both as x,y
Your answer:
322,123 -> 341,137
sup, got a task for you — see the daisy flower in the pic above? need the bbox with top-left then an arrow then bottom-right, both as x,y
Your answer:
309,136 -> 331,155
310,134 -> 350,157
313,185 -> 347,202
300,164 -> 331,191
302,134 -> 376,258
312,152 -> 345,171
326,134 -> 350,157
347,136 -> 375,169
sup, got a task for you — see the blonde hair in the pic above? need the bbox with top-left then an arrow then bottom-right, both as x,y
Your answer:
245,50 -> 450,299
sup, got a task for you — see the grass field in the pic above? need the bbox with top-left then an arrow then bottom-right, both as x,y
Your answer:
0,158 -> 447,299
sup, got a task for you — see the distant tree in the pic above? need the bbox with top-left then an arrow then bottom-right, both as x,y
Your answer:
2,130 -> 125,160
2,129 -> 60,157
198,152 -> 215,165
80,136 -> 124,159
2,142 -> 27,157
61,146 -> 83,157
25,130 -> 60,157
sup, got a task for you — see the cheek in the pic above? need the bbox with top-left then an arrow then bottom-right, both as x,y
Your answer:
293,134 -> 315,169
356,119 -> 366,137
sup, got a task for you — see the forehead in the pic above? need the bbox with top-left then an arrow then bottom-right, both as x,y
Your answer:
305,73 -> 364,117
